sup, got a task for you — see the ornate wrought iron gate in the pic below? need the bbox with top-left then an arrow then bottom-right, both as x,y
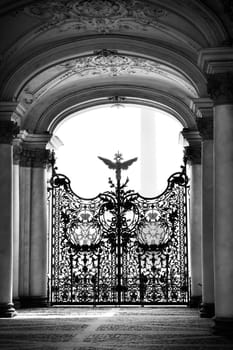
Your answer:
49,153 -> 189,305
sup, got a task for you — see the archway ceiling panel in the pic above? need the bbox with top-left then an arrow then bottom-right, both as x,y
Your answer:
0,0 -> 228,62
23,84 -> 197,132
18,53 -> 198,108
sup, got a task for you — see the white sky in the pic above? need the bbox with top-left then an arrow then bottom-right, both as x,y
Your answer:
54,105 -> 183,197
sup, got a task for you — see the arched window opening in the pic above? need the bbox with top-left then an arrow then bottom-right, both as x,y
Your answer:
54,105 -> 183,198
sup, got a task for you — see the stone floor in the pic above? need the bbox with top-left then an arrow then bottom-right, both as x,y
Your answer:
0,306 -> 233,349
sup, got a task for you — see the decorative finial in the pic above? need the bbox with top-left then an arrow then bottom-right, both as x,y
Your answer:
98,152 -> 137,183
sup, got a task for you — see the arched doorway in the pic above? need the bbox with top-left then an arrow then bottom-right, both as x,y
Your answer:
48,105 -> 189,305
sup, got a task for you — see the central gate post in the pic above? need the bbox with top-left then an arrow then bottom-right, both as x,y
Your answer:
182,129 -> 202,308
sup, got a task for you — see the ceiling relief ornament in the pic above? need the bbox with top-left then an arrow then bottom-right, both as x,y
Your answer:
19,51 -> 197,105
19,0 -> 167,34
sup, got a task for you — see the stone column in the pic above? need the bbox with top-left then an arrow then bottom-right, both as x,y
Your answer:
197,117 -> 215,318
182,130 -> 202,307
0,118 -> 19,317
207,72 -> 233,334
12,141 -> 22,308
19,134 -> 52,307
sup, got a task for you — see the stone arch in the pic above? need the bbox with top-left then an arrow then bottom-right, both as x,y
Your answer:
22,84 -> 198,133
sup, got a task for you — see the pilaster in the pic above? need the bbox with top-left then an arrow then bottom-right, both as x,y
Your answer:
197,115 -> 215,318
182,129 -> 202,308
199,48 -> 233,334
18,133 -> 52,307
0,103 -> 21,317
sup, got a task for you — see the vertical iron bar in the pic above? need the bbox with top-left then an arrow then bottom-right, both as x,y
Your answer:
166,254 -> 169,302
70,253 -> 73,303
117,177 -> 121,305
138,253 -> 143,306
97,252 -> 100,303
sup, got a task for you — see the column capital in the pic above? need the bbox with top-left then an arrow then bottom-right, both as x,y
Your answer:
197,117 -> 213,141
207,72 -> 233,105
181,129 -> 202,146
20,148 -> 52,168
16,131 -> 53,167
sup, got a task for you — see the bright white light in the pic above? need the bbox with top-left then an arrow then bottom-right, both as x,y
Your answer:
54,105 -> 183,197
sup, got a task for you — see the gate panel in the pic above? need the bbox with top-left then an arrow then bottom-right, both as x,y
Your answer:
49,156 -> 189,305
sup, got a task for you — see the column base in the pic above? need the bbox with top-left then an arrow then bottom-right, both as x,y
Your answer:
19,296 -> 48,308
200,302 -> 215,318
13,298 -> 21,309
0,303 -> 17,318
213,317 -> 233,337
189,295 -> 202,308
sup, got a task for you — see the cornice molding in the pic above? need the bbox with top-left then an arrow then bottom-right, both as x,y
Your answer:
181,129 -> 202,146
198,47 -> 233,74
190,97 -> 213,119
0,101 -> 25,125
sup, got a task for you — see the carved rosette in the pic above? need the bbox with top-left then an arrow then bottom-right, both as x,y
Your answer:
20,148 -> 52,168
207,73 -> 233,106
0,121 -> 19,144
184,146 -> 201,165
197,118 -> 213,140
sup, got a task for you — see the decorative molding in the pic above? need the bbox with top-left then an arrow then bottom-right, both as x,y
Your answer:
0,102 -> 25,125
196,117 -> 213,140
0,121 -> 19,144
207,72 -> 233,105
16,0 -> 167,34
190,98 -> 213,119
198,48 -> 233,74
20,52 -> 197,105
20,148 -> 52,168
181,129 -> 202,145
108,96 -> 126,107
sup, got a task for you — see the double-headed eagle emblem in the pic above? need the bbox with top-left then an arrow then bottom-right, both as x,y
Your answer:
98,152 -> 137,182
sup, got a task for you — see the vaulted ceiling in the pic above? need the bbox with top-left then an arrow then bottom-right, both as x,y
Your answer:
0,0 -> 232,131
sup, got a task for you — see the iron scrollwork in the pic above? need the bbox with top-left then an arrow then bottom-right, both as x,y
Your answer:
50,153 -> 189,305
